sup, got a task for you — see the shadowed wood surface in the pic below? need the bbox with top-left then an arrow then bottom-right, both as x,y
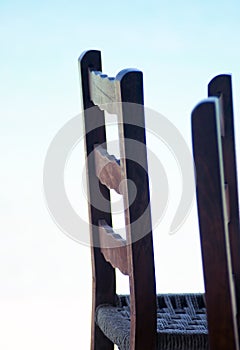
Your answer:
208,75 -> 240,333
116,70 -> 156,350
79,50 -> 115,350
192,95 -> 239,350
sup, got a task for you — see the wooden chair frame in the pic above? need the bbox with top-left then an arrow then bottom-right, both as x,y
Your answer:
192,74 -> 240,349
79,49 -> 209,350
79,50 -> 156,350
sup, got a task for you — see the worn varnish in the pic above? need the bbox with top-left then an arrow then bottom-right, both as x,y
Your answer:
94,145 -> 122,194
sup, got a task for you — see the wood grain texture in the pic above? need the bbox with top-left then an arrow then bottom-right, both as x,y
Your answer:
192,97 -> 239,350
99,220 -> 129,275
94,145 -> 122,194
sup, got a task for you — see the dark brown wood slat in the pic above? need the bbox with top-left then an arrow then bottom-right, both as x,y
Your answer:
79,50 -> 115,350
94,145 -> 122,194
99,220 -> 129,275
192,98 -> 239,350
117,70 -> 157,350
208,74 -> 240,333
225,184 -> 230,224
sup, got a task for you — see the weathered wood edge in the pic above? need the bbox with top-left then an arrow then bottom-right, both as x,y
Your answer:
99,220 -> 129,275
94,145 -> 122,194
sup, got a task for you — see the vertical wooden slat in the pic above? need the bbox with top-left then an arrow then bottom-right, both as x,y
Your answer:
208,75 -> 240,334
192,98 -> 239,350
79,50 -> 115,350
116,70 -> 157,350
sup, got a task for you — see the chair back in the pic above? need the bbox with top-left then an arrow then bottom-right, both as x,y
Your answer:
79,50 -> 156,350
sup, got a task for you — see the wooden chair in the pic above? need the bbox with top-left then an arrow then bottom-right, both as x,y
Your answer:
192,74 -> 240,350
79,49 -> 208,350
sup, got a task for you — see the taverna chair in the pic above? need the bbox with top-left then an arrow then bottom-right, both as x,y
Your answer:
79,50 -> 208,349
192,75 -> 240,350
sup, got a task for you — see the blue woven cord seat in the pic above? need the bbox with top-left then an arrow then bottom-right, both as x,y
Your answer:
96,294 -> 208,350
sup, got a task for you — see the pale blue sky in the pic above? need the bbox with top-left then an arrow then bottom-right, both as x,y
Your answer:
1,0 -> 240,348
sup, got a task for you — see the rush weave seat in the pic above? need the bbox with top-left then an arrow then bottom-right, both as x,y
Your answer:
96,294 -> 208,350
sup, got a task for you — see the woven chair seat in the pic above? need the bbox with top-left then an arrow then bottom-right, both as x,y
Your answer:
96,293 -> 208,350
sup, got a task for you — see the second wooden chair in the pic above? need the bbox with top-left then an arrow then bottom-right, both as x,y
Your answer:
192,74 -> 240,350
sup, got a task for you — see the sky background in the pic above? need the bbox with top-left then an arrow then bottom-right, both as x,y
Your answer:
1,0 -> 240,348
